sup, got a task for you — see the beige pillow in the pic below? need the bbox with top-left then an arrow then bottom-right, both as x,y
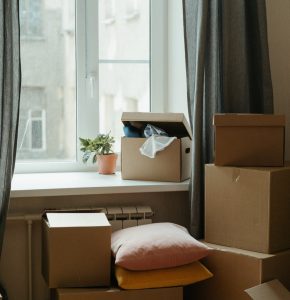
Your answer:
111,222 -> 212,271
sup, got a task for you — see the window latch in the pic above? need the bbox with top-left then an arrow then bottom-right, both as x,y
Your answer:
87,72 -> 97,99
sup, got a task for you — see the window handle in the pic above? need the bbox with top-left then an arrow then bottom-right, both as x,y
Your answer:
88,72 -> 97,99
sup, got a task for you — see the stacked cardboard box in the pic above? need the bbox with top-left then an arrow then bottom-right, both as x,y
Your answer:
42,211 -> 183,300
53,287 -> 183,300
213,114 -> 285,167
42,212 -> 111,288
191,114 -> 290,299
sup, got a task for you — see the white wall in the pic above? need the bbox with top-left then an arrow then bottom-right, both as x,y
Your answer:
266,0 -> 290,160
167,0 -> 188,120
167,0 -> 290,159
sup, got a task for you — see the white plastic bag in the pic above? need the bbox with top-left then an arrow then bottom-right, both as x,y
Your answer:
143,124 -> 168,138
140,135 -> 176,158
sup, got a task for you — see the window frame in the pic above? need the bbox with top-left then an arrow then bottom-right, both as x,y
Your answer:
15,0 -> 167,174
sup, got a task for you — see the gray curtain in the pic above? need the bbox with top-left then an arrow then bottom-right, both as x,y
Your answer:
0,0 -> 21,258
183,0 -> 273,238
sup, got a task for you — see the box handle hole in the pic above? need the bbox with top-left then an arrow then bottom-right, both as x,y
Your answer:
185,148 -> 190,154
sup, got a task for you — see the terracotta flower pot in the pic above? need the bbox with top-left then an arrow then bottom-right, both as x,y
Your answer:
97,153 -> 118,174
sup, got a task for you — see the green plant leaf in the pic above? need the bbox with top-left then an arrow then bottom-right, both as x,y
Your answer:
79,132 -> 115,162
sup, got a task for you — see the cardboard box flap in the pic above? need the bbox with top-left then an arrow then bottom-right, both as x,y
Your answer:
201,241 -> 274,259
207,163 -> 290,173
121,112 -> 192,139
46,212 -> 110,228
213,114 -> 285,127
245,280 -> 290,300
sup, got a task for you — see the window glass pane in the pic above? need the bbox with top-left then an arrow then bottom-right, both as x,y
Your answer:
31,119 -> 43,149
99,0 -> 150,60
99,63 -> 150,151
31,110 -> 42,118
17,0 -> 76,162
20,0 -> 42,37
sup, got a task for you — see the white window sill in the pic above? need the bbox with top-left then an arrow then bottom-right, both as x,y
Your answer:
11,172 -> 190,198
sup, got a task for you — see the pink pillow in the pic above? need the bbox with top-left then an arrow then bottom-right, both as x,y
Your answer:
111,222 -> 211,271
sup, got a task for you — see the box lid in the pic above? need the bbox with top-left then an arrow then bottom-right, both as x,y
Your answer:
245,280 -> 290,300
206,162 -> 290,173
213,114 -> 285,127
121,112 -> 192,139
45,212 -> 110,228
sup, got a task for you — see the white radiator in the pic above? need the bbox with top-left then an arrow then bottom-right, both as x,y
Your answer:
104,206 -> 153,231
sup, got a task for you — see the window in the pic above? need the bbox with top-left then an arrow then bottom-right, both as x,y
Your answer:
98,0 -> 150,151
101,0 -> 116,25
18,109 -> 46,154
17,0 -> 77,166
16,0 -> 167,173
17,88 -> 46,156
125,0 -> 140,21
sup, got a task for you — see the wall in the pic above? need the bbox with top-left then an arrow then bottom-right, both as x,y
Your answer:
266,0 -> 290,160
167,0 -> 290,160
0,192 -> 189,300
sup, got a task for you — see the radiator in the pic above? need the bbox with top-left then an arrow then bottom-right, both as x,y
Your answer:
104,206 -> 153,231
7,206 -> 154,300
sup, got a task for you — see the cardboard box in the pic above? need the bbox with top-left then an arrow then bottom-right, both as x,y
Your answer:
54,287 -> 183,300
187,243 -> 290,300
205,164 -> 290,253
121,112 -> 192,182
214,114 -> 285,166
245,280 -> 290,299
42,212 -> 111,288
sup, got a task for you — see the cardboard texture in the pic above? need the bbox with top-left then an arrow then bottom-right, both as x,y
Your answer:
245,280 -> 290,300
188,243 -> 290,300
54,287 -> 183,300
121,112 -> 192,182
213,114 -> 285,166
205,164 -> 290,253
42,212 -> 111,288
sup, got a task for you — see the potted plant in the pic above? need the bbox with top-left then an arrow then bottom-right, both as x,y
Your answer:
79,133 -> 117,174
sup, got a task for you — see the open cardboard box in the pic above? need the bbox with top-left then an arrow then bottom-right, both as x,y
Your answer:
121,112 -> 192,182
245,280 -> 290,300
42,211 -> 111,288
187,242 -> 290,300
213,114 -> 285,167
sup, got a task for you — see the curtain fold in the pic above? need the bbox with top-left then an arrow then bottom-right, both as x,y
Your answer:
0,0 -> 21,258
183,0 -> 273,239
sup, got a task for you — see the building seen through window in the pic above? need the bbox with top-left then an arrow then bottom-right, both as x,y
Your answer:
17,0 -> 150,163
20,0 -> 43,37
99,0 -> 150,151
18,0 -> 76,162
